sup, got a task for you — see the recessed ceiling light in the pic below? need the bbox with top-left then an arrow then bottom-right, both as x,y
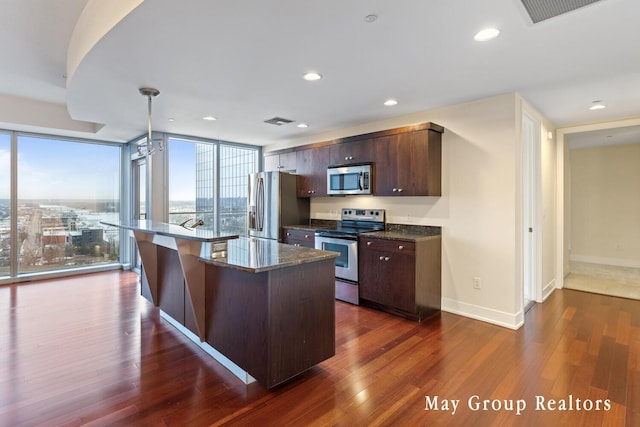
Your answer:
297,123 -> 309,128
303,72 -> 322,81
383,99 -> 398,106
474,28 -> 500,42
202,116 -> 217,121
168,118 -> 175,122
589,101 -> 607,110
364,14 -> 378,23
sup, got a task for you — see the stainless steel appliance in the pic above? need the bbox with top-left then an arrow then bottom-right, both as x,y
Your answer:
248,171 -> 310,241
315,208 -> 385,304
327,163 -> 372,195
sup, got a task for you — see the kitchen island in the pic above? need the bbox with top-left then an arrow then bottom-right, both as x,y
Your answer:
101,220 -> 338,389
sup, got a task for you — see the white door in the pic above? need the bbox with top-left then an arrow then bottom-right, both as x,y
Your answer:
522,112 -> 541,306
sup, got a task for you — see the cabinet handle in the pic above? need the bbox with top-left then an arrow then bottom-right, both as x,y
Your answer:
286,232 -> 291,236
397,188 -> 403,192
308,190 -> 312,194
311,190 -> 316,194
392,188 -> 397,192
379,256 -> 384,261
367,241 -> 372,246
398,245 -> 404,250
345,156 -> 353,160
304,234 -> 309,239
384,257 -> 390,261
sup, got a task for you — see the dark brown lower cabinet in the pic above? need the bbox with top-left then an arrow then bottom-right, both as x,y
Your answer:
359,236 -> 441,321
282,227 -> 315,248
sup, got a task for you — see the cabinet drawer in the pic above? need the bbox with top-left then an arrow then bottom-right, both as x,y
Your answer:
359,238 -> 415,255
283,228 -> 315,247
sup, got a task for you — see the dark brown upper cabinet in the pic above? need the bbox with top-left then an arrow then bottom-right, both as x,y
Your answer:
296,146 -> 330,197
329,139 -> 372,166
263,122 -> 443,198
373,128 -> 442,196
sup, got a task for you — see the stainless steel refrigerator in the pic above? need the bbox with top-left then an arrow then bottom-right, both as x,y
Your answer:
248,171 -> 310,241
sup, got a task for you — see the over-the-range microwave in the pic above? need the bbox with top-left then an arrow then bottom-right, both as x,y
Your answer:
327,163 -> 372,195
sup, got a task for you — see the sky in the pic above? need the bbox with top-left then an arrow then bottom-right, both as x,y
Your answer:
0,134 -> 190,201
9,135 -> 120,200
1,134 -> 256,203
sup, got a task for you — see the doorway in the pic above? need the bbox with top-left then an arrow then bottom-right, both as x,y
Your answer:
556,118 -> 640,298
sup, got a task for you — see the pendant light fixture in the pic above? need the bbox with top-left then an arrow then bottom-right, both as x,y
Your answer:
139,87 -> 162,155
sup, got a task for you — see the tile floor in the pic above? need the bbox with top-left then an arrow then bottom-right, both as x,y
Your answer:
564,261 -> 640,300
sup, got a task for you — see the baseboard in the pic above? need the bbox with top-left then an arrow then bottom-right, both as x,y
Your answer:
441,297 -> 524,330
570,254 -> 640,269
543,278 -> 556,300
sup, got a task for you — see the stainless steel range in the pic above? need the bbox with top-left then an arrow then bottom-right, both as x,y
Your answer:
315,208 -> 385,305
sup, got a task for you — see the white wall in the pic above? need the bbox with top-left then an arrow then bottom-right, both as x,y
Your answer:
268,93 -> 537,328
570,143 -> 640,267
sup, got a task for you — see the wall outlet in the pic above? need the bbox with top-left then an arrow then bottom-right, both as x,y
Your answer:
473,277 -> 482,289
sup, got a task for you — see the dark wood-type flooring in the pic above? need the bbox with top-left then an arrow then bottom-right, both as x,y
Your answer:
1,271 -> 638,426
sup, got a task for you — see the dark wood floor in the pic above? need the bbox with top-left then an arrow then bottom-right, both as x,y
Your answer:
1,271 -> 638,426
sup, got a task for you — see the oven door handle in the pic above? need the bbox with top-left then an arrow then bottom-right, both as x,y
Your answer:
315,233 -> 358,241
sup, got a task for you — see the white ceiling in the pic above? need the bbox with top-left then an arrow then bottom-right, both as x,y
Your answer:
1,0 -> 639,146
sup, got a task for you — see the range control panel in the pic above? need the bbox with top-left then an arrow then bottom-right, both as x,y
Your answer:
341,208 -> 385,223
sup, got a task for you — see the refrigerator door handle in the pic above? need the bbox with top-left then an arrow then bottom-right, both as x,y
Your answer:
257,177 -> 265,231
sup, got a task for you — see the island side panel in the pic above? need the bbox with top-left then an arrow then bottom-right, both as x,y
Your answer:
204,265 -> 270,386
266,258 -> 336,388
157,245 -> 186,326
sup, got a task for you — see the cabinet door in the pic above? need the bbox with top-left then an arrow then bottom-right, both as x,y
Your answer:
279,151 -> 297,171
264,154 -> 281,172
360,239 -> 417,313
359,248 -> 389,306
264,152 -> 297,172
296,146 -> 329,197
373,130 -> 441,196
329,139 -> 371,165
387,252 -> 416,313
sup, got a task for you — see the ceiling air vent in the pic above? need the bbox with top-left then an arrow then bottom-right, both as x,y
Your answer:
264,117 -> 294,126
520,0 -> 602,23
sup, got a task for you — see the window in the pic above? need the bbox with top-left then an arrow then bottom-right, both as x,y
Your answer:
219,144 -> 258,236
167,137 -> 258,235
16,135 -> 120,274
0,133 -> 10,277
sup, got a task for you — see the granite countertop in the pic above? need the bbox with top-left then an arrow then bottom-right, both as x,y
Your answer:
200,237 -> 339,273
101,219 -> 239,242
365,224 -> 442,242
282,224 -> 319,231
284,220 -> 338,231
365,230 -> 441,242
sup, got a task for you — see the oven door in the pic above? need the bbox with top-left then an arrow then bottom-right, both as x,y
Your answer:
314,234 -> 358,282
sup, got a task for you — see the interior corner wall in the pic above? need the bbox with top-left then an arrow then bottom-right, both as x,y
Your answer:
569,143 -> 640,267
296,93 -> 522,328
